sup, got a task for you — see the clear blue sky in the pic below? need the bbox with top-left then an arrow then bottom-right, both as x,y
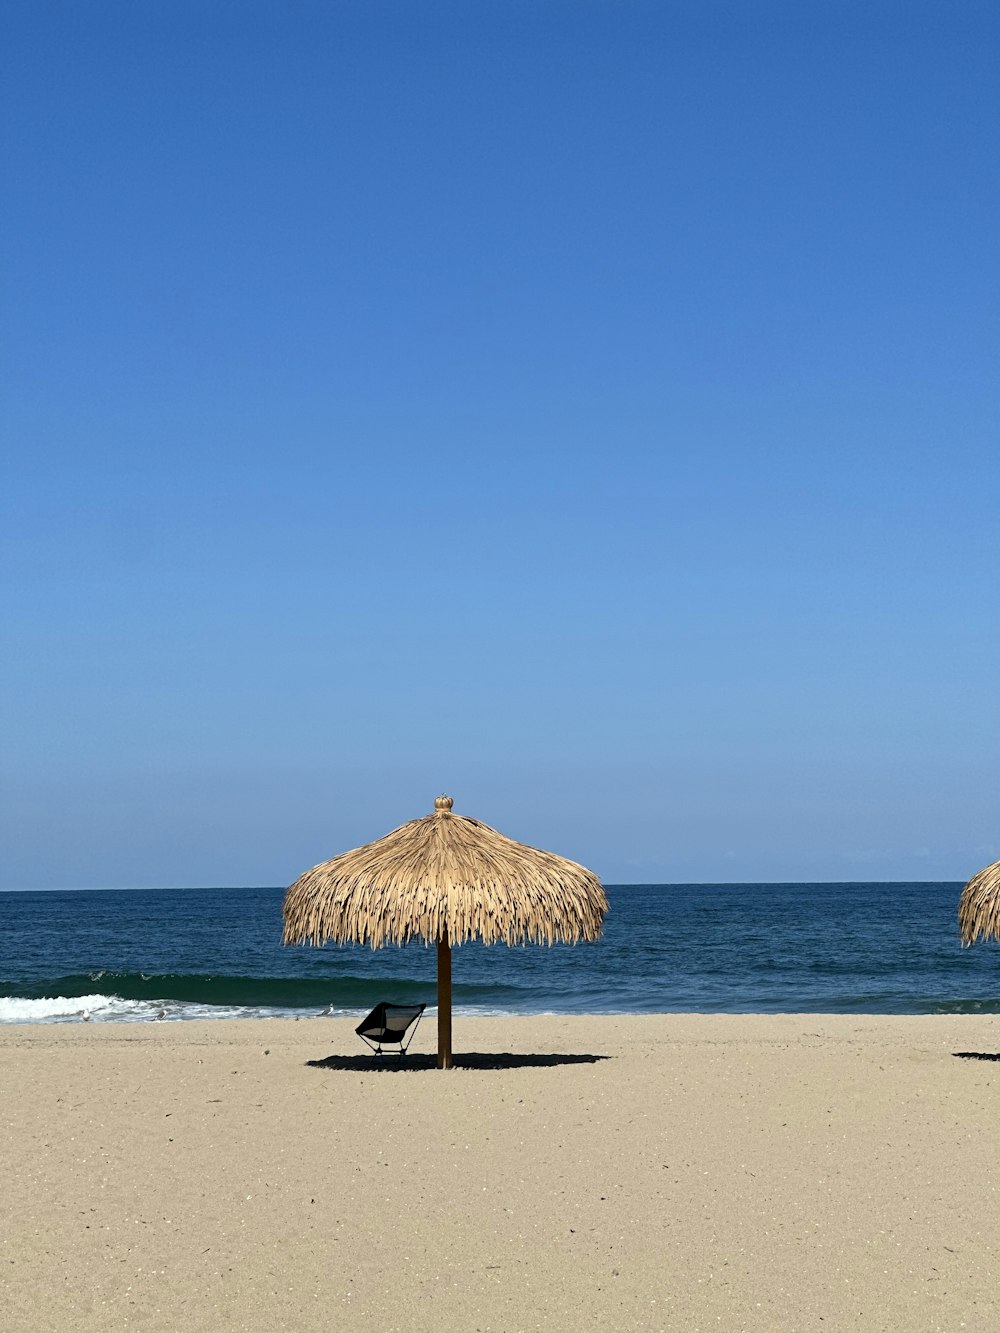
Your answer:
2,1 -> 996,888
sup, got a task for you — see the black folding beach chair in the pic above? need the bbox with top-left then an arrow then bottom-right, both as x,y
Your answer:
355,1002 -> 426,1057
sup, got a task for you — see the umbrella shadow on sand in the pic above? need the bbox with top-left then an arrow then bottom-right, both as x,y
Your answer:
306,1051 -> 611,1072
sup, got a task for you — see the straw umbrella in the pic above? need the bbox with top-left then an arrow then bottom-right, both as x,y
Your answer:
958,858 -> 1000,945
283,795 -> 607,1068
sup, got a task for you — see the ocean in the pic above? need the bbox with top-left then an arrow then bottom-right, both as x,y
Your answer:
1,882 -> 996,1024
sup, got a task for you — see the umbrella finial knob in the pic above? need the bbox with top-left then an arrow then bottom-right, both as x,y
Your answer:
435,794 -> 454,812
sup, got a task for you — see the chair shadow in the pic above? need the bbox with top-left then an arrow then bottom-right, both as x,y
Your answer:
306,1051 -> 610,1072
953,1051 -> 1000,1062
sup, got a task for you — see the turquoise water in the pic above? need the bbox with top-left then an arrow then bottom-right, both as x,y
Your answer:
1,882 -> 996,1022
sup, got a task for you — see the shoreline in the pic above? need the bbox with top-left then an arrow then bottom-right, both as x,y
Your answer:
3,1004 -> 1000,1024
6,995 -> 1000,1026
4,1014 -> 999,1331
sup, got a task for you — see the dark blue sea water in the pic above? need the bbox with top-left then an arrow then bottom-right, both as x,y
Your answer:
1,882 -> 997,1023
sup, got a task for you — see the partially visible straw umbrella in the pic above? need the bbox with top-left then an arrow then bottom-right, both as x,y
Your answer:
958,859 -> 1000,945
283,795 -> 607,1068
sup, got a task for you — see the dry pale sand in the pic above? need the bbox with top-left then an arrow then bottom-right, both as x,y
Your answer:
2,1013 -> 999,1333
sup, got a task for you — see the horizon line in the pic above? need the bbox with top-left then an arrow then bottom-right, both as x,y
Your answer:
0,878 -> 967,894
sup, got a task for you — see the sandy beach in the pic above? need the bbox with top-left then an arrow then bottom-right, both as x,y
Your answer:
2,1013 -> 999,1332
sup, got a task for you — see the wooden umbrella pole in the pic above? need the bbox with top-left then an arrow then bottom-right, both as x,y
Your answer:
437,925 -> 453,1069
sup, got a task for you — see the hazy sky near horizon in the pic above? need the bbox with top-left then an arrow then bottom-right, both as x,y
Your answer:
2,1 -> 997,889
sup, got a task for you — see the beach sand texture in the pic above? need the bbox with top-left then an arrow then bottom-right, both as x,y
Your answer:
2,1014 -> 999,1333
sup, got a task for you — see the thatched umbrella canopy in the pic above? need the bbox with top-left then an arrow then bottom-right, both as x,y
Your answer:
958,859 -> 1000,945
283,795 -> 606,1068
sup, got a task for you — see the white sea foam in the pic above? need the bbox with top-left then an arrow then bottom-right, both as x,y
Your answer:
0,995 -> 335,1024
0,994 -> 121,1023
0,996 -> 509,1025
